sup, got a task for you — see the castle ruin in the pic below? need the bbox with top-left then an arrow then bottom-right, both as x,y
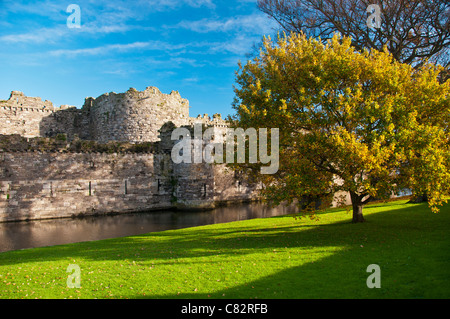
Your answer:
0,87 -> 227,142
0,87 -> 259,222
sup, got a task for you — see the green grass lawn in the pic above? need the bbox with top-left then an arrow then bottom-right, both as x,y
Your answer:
0,199 -> 449,299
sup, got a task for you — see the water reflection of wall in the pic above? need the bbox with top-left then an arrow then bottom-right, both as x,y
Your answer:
0,202 -> 299,252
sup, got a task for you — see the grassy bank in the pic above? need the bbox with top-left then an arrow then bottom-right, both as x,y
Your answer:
0,199 -> 449,299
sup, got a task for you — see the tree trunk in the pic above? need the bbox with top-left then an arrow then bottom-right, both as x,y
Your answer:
408,193 -> 428,203
352,202 -> 365,223
350,192 -> 366,223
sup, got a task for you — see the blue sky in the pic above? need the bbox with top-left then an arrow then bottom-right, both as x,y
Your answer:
0,0 -> 278,118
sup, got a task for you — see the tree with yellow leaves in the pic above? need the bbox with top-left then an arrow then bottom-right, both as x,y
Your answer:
232,32 -> 450,223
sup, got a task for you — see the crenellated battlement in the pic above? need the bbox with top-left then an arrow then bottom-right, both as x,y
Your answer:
189,113 -> 228,128
4,90 -> 55,110
82,87 -> 188,110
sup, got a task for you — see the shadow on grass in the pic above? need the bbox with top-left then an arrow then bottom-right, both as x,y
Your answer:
1,201 -> 449,298
144,202 -> 449,299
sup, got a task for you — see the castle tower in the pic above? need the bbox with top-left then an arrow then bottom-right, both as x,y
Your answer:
83,87 -> 191,143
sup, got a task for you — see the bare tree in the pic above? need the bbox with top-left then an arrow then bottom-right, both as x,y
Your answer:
257,0 -> 450,81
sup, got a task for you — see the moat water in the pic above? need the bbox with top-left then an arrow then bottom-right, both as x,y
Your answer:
0,202 -> 299,253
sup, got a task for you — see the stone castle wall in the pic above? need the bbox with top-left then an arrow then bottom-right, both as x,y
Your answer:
0,148 -> 259,222
0,151 -> 171,222
0,87 -> 259,222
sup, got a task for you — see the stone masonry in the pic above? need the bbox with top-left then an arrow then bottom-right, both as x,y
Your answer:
0,87 -> 228,142
0,87 -> 260,222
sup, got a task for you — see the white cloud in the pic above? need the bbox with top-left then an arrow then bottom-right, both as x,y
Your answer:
170,13 -> 277,35
183,77 -> 199,83
0,0 -> 215,44
45,36 -> 260,65
0,0 -> 64,19
45,40 -> 208,58
144,0 -> 216,10
0,23 -> 137,44
0,26 -> 67,44
48,41 -> 162,57
207,34 -> 263,55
